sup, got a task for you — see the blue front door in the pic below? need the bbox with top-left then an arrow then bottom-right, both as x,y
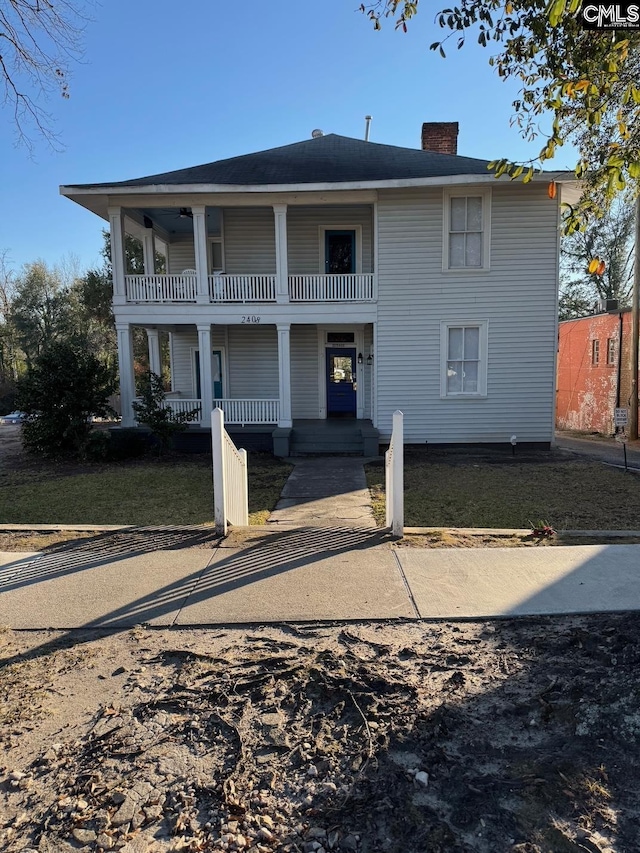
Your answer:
326,348 -> 357,416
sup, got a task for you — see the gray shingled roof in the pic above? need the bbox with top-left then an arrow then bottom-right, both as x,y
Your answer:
68,133 -> 492,188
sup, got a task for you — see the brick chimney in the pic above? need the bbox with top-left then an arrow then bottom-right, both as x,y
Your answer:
421,122 -> 459,155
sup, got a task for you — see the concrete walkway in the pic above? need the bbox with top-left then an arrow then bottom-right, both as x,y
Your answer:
268,458 -> 377,528
3,456 -> 640,628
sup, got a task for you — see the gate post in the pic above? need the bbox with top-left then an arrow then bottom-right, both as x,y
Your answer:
211,407 -> 227,536
391,410 -> 404,538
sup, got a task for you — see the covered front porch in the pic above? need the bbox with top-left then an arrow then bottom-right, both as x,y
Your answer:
117,321 -> 377,453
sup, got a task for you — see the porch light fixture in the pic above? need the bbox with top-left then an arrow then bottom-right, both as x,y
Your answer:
367,354 -> 373,365
357,353 -> 363,364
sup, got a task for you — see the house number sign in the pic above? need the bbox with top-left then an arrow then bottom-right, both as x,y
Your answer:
241,316 -> 261,324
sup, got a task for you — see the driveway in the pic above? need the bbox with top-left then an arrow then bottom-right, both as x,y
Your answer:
555,430 -> 640,469
0,424 -> 23,470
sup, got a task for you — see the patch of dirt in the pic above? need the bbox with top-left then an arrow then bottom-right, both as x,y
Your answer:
1,619 -> 639,852
396,531 -> 640,548
2,528 -> 640,554
0,528 -> 222,554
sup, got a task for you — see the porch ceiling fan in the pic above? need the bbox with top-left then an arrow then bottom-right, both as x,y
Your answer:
158,207 -> 193,220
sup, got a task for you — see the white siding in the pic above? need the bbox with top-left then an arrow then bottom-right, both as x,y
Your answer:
291,325 -> 319,418
227,325 -> 279,398
223,208 -> 276,274
167,240 -> 196,275
376,184 -> 558,443
287,206 -> 373,274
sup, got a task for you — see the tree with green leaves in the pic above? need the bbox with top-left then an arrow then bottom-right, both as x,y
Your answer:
361,0 -> 640,227
132,372 -> 199,454
17,336 -> 115,457
559,192 -> 635,318
82,230 -> 168,383
10,260 -> 78,368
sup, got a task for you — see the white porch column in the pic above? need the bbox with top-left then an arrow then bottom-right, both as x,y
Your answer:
142,227 -> 156,275
108,207 -> 126,306
273,204 -> 289,304
192,205 -> 209,304
116,323 -> 136,427
146,328 -> 161,377
277,322 -> 292,428
197,323 -> 214,426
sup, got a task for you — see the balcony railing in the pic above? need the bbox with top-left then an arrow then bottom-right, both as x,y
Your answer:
124,273 -> 374,304
289,273 -> 374,302
125,274 -> 197,302
209,274 -> 276,302
214,399 -> 279,425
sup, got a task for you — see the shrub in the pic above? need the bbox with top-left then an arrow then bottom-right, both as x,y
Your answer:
17,337 -> 115,458
132,372 -> 200,454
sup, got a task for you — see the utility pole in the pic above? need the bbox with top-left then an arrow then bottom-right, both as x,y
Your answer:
630,194 -> 640,440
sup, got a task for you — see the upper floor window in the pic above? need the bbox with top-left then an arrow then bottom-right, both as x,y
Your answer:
441,321 -> 488,397
209,238 -> 224,274
592,339 -> 600,366
607,337 -> 616,365
443,188 -> 491,272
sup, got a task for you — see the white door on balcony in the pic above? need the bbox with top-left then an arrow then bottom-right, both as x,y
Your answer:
325,230 -> 356,274
194,350 -> 223,399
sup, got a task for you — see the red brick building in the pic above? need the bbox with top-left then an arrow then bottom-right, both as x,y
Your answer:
556,308 -> 638,434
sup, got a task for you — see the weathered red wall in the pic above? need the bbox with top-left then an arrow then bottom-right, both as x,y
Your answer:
556,313 -> 621,433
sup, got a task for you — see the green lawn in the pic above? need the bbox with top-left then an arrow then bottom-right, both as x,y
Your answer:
0,454 -> 292,526
366,450 -> 640,530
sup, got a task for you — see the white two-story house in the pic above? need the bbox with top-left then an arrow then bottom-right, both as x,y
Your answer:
61,123 -> 574,455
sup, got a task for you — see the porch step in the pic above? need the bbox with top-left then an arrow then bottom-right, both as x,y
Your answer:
288,421 -> 379,456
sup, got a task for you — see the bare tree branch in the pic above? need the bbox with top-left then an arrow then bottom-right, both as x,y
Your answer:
0,0 -> 89,152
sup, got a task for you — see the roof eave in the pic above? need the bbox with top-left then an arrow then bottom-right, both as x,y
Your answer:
60,171 -> 579,221
61,171 -> 578,195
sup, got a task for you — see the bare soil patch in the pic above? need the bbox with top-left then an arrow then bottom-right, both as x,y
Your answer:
1,619 -> 638,852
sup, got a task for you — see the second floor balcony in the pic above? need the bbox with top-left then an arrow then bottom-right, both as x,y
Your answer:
109,201 -> 377,308
123,272 -> 375,304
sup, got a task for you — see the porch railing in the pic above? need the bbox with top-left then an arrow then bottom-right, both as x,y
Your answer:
125,274 -> 197,302
133,398 -> 202,422
209,274 -> 276,302
125,272 -> 374,303
213,398 -> 279,425
289,273 -> 374,302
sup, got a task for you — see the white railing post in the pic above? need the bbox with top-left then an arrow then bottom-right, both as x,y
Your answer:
146,328 -> 161,376
277,323 -> 292,428
197,324 -> 214,426
385,410 -> 404,538
273,204 -> 289,304
108,207 -> 126,307
116,322 -> 136,427
239,448 -> 249,526
142,227 -> 156,275
193,205 -> 210,305
212,407 -> 227,536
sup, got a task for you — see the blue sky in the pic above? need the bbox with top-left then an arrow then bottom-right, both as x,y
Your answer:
0,0 -> 574,274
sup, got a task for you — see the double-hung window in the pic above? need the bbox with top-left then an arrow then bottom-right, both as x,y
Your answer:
441,321 -> 488,397
443,189 -> 491,271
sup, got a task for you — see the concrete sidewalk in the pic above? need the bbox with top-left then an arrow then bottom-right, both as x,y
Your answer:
2,539 -> 640,628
